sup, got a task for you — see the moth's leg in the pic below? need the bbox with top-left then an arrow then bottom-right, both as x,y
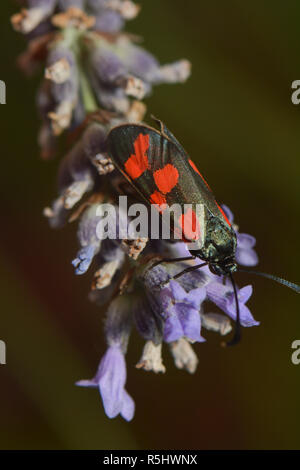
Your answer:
152,256 -> 196,269
172,262 -> 207,280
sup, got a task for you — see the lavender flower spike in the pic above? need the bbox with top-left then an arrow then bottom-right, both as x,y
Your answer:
12,0 -> 262,422
76,344 -> 135,421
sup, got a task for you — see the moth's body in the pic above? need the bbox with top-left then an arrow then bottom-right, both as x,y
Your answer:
107,118 -> 237,276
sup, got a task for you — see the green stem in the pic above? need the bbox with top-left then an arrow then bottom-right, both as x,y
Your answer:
62,27 -> 99,114
79,69 -> 98,113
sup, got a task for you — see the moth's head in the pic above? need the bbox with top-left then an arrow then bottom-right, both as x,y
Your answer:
190,216 -> 237,275
208,258 -> 238,276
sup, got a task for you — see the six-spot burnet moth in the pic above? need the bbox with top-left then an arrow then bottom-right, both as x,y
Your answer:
107,117 -> 300,345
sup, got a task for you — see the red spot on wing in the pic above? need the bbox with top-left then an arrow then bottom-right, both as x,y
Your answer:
178,209 -> 201,241
189,159 -> 211,191
150,191 -> 167,213
153,164 -> 179,194
124,133 -> 150,180
216,203 -> 231,226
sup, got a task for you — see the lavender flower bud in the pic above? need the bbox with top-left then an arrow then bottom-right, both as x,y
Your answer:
153,60 -> 192,84
136,341 -> 166,374
201,313 -> 232,336
45,58 -> 71,84
57,138 -> 95,207
169,338 -> 199,374
93,260 -> 120,289
43,196 -> 68,228
121,237 -> 148,260
90,47 -> 127,85
82,122 -> 107,157
72,204 -> 103,274
46,44 -> 79,135
105,295 -> 133,352
106,0 -> 140,20
94,10 -> 124,33
92,244 -> 125,290
11,0 -> 57,34
52,7 -> 96,30
133,295 -> 164,344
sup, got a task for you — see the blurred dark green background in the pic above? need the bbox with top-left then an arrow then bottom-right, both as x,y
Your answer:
1,0 -> 300,450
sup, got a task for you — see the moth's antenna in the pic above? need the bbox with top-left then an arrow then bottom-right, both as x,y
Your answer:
238,269 -> 300,294
226,273 -> 241,347
172,262 -> 207,280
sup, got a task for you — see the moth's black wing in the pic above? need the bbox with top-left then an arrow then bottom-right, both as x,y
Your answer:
107,121 -> 231,229
107,123 -> 165,205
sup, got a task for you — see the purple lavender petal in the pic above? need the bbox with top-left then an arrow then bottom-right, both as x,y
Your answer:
125,44 -> 160,82
121,391 -> 135,421
236,233 -> 258,266
164,313 -> 184,342
72,245 -> 96,274
91,48 -> 127,84
143,265 -> 170,292
58,0 -> 84,8
168,280 -> 188,302
236,247 -> 259,267
182,285 -> 207,310
87,0 -> 108,10
92,80 -> 129,113
175,303 -> 204,342
226,285 -> 259,326
238,233 -> 257,248
206,282 -> 259,327
221,204 -> 234,224
98,346 -> 129,418
221,205 -> 259,267
76,379 -> 98,387
236,285 -> 253,304
94,10 -> 124,33
77,205 -> 102,247
29,0 -> 57,12
206,282 -> 229,313
226,302 -> 259,327
78,345 -> 135,420
162,282 -> 206,342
